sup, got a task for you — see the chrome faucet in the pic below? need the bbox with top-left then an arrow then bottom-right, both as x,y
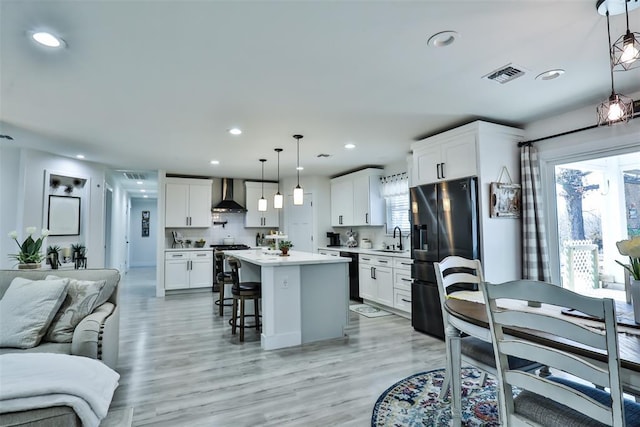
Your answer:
393,226 -> 403,251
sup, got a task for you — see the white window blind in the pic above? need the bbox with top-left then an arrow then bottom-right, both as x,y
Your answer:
380,173 -> 410,234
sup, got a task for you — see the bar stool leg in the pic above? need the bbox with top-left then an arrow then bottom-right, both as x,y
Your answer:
219,282 -> 225,316
254,298 -> 260,332
231,298 -> 237,335
240,296 -> 245,342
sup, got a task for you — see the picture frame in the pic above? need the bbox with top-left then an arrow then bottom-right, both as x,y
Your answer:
48,195 -> 81,235
142,210 -> 150,237
490,182 -> 521,218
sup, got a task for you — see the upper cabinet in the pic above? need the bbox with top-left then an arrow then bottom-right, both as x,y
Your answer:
413,132 -> 477,184
244,181 -> 280,228
330,168 -> 385,227
165,178 -> 212,228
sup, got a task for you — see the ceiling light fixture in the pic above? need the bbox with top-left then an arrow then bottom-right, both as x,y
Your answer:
293,135 -> 304,205
274,148 -> 283,209
31,31 -> 65,48
344,143 -> 356,149
427,31 -> 459,48
210,160 -> 220,165
258,159 -> 267,212
75,154 -> 85,159
597,9 -> 634,126
136,181 -> 143,185
611,0 -> 640,70
535,69 -> 565,81
228,128 -> 242,135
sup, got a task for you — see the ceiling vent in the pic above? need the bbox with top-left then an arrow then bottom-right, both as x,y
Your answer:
123,172 -> 147,180
483,63 -> 526,84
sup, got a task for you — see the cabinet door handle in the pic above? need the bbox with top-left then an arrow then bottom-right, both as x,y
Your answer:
339,215 -> 343,225
401,278 -> 412,282
401,298 -> 411,303
372,267 -> 377,279
441,163 -> 445,179
362,257 -> 371,261
379,260 -> 388,264
365,213 -> 369,224
436,163 -> 441,179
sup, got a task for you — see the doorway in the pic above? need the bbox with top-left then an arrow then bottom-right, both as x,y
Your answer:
553,152 -> 640,301
286,193 -> 313,253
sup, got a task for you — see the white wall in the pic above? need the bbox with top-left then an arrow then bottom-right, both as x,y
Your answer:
130,198 -> 157,267
0,146 -> 107,269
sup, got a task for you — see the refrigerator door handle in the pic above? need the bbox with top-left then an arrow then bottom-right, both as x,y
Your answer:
436,163 -> 441,179
441,162 -> 445,179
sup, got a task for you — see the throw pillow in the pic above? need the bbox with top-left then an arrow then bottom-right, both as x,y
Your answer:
46,274 -> 115,307
44,276 -> 107,343
0,277 -> 69,348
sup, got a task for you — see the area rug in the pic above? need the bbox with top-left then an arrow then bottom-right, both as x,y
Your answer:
101,406 -> 134,427
349,304 -> 393,318
372,367 -> 512,426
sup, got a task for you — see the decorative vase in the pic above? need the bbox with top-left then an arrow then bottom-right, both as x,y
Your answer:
631,279 -> 640,324
18,263 -> 41,270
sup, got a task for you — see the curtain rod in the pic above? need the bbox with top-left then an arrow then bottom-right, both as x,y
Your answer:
517,101 -> 640,147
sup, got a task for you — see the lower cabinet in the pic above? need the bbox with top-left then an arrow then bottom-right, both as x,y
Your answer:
393,257 -> 413,314
358,254 -> 393,306
165,250 -> 213,290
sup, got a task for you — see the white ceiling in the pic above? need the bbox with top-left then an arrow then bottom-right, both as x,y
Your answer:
1,0 -> 639,198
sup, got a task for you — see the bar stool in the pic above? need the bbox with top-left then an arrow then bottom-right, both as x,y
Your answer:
214,251 -> 234,316
227,257 -> 261,342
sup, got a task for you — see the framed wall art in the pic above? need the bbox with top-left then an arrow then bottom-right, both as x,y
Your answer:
142,210 -> 150,237
490,182 -> 521,218
48,195 -> 81,235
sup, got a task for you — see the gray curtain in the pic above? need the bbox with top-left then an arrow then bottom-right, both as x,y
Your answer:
520,145 -> 552,281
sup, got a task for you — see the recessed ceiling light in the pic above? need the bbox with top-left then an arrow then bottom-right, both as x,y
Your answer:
140,189 -> 146,193
76,154 -> 85,159
344,143 -> 356,149
427,31 -> 459,48
228,128 -> 242,135
31,31 -> 65,48
296,166 -> 304,171
535,69 -> 565,81
210,160 -> 220,165
143,195 -> 148,198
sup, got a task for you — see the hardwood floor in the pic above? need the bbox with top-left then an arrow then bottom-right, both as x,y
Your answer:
111,267 -> 446,426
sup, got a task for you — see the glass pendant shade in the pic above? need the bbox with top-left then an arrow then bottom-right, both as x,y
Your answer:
293,185 -> 304,205
258,159 -> 267,211
293,135 -> 304,205
274,148 -> 283,209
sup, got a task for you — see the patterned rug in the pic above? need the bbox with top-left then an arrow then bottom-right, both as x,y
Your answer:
372,367 -> 509,426
349,304 -> 393,318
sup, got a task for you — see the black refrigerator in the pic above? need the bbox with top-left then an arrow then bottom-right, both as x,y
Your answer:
410,177 -> 480,339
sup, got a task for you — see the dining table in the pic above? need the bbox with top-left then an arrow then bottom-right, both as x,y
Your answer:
443,291 -> 640,427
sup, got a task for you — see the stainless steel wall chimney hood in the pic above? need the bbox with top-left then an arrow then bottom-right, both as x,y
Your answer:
212,178 -> 247,213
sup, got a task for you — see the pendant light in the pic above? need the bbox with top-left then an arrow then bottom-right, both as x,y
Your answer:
597,10 -> 634,126
611,0 -> 640,71
274,148 -> 283,209
293,134 -> 304,205
258,159 -> 267,212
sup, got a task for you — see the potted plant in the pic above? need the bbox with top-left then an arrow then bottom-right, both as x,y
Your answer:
278,240 -> 293,256
7,227 -> 49,269
195,238 -> 206,248
47,245 -> 61,269
71,243 -> 86,261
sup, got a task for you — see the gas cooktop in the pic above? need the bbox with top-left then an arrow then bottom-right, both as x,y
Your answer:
210,244 -> 252,250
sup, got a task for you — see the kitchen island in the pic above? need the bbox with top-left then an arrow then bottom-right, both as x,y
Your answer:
223,249 -> 351,350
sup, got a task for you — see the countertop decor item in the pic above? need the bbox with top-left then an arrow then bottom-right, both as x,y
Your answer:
8,227 -> 48,267
278,240 -> 293,256
194,239 -> 206,248
346,230 -> 358,248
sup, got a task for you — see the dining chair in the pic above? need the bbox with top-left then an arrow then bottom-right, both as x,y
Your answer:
435,256 -> 539,400
227,257 -> 262,342
481,279 -> 640,426
214,251 -> 234,316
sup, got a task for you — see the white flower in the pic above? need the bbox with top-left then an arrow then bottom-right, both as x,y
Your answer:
25,226 -> 37,235
41,228 -> 50,237
616,236 -> 640,258
8,230 -> 17,239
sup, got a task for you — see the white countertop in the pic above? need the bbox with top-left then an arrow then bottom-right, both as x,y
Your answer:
224,249 -> 351,266
165,247 -> 212,252
317,246 -> 411,259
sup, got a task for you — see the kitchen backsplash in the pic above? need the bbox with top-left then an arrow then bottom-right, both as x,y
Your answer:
165,212 -> 274,248
328,226 -> 409,250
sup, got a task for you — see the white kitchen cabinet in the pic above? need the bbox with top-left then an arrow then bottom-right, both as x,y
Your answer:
331,168 -> 384,227
245,181 -> 280,228
358,254 -> 393,306
164,250 -> 213,290
393,257 -> 413,314
165,178 -> 212,227
413,133 -> 476,185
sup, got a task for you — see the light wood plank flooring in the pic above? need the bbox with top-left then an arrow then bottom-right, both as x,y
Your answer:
111,267 -> 446,426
